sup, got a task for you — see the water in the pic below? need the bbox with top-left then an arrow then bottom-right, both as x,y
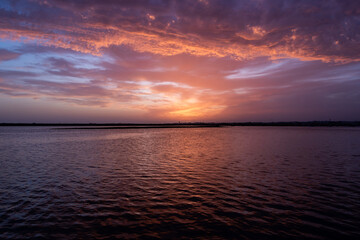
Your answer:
0,126 -> 360,239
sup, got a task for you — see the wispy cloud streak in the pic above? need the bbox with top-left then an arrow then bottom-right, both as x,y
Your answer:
0,0 -> 359,62
0,0 -> 359,122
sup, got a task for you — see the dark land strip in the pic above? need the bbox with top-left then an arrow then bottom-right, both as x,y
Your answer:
1,121 -> 360,129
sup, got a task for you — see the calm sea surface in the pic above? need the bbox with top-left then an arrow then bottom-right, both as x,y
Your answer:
0,126 -> 360,239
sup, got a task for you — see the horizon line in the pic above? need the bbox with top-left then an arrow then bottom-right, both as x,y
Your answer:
1,121 -> 360,127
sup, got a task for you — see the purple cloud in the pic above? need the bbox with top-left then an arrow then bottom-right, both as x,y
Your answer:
0,0 -> 359,61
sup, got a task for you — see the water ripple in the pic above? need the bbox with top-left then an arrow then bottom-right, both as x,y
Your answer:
1,127 -> 360,239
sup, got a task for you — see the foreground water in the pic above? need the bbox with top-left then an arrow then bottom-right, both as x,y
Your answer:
0,126 -> 359,239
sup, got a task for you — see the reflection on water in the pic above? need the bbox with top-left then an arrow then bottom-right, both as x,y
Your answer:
1,127 -> 360,239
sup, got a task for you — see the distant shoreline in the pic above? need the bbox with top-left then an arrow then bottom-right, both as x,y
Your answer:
1,121 -> 360,128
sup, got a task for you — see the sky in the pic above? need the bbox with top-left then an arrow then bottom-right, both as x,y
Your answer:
0,0 -> 359,123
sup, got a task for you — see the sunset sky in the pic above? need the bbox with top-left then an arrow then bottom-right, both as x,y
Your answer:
0,0 -> 359,123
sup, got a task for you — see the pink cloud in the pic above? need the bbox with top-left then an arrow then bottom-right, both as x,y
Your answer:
0,1 -> 359,122
0,0 -> 359,62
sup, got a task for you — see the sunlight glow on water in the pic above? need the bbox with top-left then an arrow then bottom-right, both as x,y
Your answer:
1,127 -> 360,239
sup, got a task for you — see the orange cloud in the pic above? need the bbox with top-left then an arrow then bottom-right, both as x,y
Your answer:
0,0 -> 359,62
1,1 -> 360,122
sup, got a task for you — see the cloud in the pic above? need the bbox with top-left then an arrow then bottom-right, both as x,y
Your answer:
0,49 -> 20,62
0,1 -> 359,122
1,41 -> 359,121
0,0 -> 359,62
